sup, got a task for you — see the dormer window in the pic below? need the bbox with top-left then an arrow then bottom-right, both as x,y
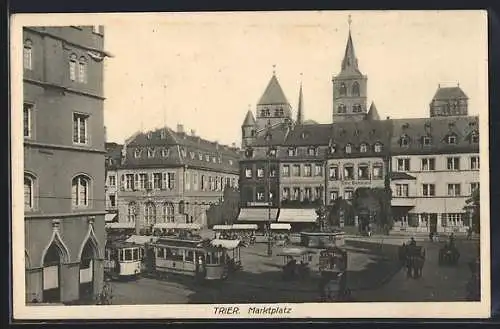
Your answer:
180,148 -> 187,157
160,130 -> 167,139
471,132 -> 479,143
301,131 -> 310,140
374,143 -> 383,153
147,132 -> 152,140
329,145 -> 336,154
288,148 -> 297,156
147,148 -> 155,158
161,149 -> 169,157
345,144 -> 352,154
447,135 -> 457,144
205,154 -> 210,162
268,147 -> 277,157
360,143 -> 368,153
134,149 -> 142,158
308,147 -> 317,156
400,135 -> 410,147
245,148 -> 254,158
212,157 -> 217,163
189,152 -> 195,159
198,153 -> 203,160
423,136 -> 432,146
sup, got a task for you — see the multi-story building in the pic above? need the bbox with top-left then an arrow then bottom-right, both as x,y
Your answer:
106,125 -> 240,233
23,26 -> 110,303
104,142 -> 122,223
390,87 -> 479,234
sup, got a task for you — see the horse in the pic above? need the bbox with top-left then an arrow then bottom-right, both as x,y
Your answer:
405,246 -> 425,279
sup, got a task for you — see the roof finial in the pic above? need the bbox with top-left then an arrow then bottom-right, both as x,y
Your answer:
457,81 -> 460,87
348,14 -> 352,31
300,72 -> 303,86
272,64 -> 276,76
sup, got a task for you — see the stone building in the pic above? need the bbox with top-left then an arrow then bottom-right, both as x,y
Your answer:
106,125 -> 240,232
23,26 -> 110,303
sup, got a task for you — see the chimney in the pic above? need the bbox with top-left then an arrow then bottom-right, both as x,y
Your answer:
191,129 -> 196,136
177,124 -> 184,134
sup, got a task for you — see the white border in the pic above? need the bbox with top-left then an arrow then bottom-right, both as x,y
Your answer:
11,11 -> 491,320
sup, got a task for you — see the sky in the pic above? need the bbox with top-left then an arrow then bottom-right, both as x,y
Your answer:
102,11 -> 488,147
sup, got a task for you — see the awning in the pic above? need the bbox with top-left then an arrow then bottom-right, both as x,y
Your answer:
153,223 -> 202,230
213,225 -> 233,231
277,247 -> 314,257
210,239 -> 242,250
105,213 -> 117,222
125,235 -> 158,245
105,222 -> 135,229
231,224 -> 258,230
270,223 -> 291,231
278,208 -> 317,223
237,208 -> 279,222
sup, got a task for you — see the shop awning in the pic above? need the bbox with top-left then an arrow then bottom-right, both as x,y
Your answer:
237,208 -> 278,222
105,213 -> 117,222
153,223 -> 202,230
210,239 -> 242,250
213,225 -> 233,231
277,208 -> 317,223
125,235 -> 158,245
270,223 -> 291,231
105,222 -> 135,229
231,224 -> 258,230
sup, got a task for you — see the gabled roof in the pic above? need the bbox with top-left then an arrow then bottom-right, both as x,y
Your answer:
390,116 -> 479,155
242,110 -> 256,126
284,124 -> 332,147
258,74 -> 289,105
366,102 -> 380,121
432,86 -> 468,100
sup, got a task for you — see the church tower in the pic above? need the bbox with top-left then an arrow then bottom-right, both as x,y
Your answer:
332,15 -> 368,123
241,107 -> 257,148
255,68 -> 293,132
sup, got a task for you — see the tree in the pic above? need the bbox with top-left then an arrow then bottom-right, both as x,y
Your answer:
352,187 -> 392,234
464,188 -> 480,233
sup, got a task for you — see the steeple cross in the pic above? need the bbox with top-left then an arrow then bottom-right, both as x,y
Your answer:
348,14 -> 352,30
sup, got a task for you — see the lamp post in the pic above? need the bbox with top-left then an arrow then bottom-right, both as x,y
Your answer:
265,127 -> 273,257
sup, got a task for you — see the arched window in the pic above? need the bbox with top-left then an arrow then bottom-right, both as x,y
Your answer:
24,173 -> 36,210
163,202 -> 175,223
352,81 -> 360,97
337,104 -> 347,114
147,148 -> 155,158
144,202 -> 156,226
72,175 -> 90,207
79,241 -> 95,300
339,83 -> 347,96
178,200 -> 185,214
134,149 -> 142,158
42,243 -> 62,303
69,54 -> 77,81
78,56 -> 87,83
127,202 -> 137,223
23,39 -> 33,70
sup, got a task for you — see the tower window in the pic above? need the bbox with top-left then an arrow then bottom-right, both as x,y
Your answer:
353,104 -> 362,113
352,81 -> 360,97
339,83 -> 347,96
337,104 -> 347,114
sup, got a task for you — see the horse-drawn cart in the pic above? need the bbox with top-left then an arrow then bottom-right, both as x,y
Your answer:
400,243 -> 425,279
318,247 -> 350,301
438,243 -> 460,266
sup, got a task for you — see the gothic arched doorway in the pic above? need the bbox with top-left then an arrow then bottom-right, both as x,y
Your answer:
79,240 -> 96,301
42,243 -> 62,303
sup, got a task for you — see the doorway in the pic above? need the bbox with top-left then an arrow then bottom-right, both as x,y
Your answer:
429,213 -> 438,233
79,241 -> 95,301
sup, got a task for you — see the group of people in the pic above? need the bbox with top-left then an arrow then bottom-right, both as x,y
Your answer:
283,258 -> 309,280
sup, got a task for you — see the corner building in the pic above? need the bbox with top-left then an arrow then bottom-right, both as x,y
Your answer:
23,26 -> 110,303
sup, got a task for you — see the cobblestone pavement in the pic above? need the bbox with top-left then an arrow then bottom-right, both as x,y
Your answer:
110,239 -> 403,304
352,238 -> 480,302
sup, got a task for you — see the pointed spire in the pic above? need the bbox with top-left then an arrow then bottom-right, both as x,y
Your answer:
341,15 -> 360,74
258,72 -> 289,106
367,101 -> 380,121
296,73 -> 304,124
242,109 -> 256,126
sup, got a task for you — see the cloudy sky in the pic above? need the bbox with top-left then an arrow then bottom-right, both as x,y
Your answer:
102,11 -> 487,146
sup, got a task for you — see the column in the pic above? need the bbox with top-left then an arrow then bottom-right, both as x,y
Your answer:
60,263 -> 79,303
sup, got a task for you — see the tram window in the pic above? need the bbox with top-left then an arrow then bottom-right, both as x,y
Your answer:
133,248 -> 139,261
119,249 -> 124,262
140,248 -> 144,259
166,248 -> 183,261
206,252 -> 221,265
124,249 -> 133,261
185,250 -> 194,262
157,247 -> 165,258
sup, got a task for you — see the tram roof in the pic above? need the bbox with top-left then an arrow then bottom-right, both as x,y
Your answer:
106,241 -> 141,249
153,237 -> 206,248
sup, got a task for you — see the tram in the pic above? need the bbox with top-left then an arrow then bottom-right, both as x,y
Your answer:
104,239 -> 143,280
144,236 -> 243,280
271,223 -> 291,246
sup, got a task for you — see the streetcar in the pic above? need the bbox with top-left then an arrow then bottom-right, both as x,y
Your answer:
270,223 -> 291,246
152,223 -> 202,237
104,240 -> 143,280
144,236 -> 243,281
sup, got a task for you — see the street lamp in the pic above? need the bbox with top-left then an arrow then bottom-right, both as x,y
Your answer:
265,127 -> 273,257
